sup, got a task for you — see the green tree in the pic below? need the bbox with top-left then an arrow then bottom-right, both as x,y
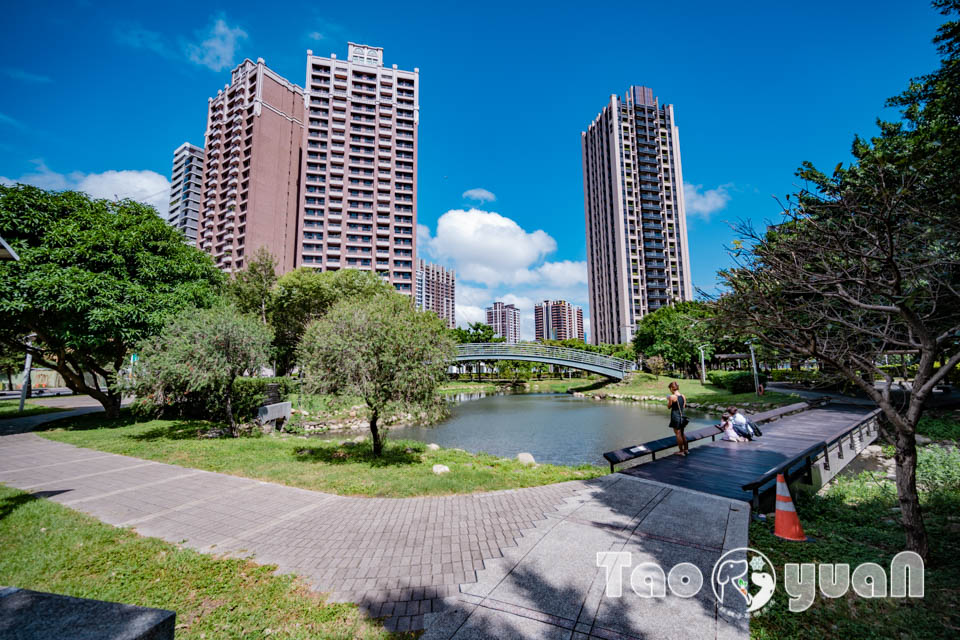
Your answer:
0,185 -> 224,417
228,247 -> 277,325
499,360 -> 533,383
298,294 -> 455,456
0,341 -> 24,391
715,2 -> 960,561
128,306 -> 273,436
451,322 -> 499,344
632,302 -> 714,377
270,268 -> 393,374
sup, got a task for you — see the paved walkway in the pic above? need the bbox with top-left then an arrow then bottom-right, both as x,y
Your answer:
1,429 -> 750,638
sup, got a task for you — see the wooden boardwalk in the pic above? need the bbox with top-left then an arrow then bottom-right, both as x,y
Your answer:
620,404 -> 877,503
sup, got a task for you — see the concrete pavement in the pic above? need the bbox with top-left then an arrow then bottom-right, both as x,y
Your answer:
0,428 -> 750,638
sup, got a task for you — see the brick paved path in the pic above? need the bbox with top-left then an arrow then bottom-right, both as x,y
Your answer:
0,432 -> 750,638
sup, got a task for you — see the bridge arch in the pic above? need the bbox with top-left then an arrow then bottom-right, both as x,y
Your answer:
454,343 -> 636,380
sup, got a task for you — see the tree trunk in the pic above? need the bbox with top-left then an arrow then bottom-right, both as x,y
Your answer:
225,375 -> 237,437
370,409 -> 383,456
894,428 -> 929,561
101,391 -> 122,419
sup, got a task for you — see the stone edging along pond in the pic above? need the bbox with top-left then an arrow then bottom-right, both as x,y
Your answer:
570,391 -> 781,414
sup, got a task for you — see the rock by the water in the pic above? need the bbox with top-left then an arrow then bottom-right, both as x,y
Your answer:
427,443 -> 440,451
432,464 -> 450,475
353,435 -> 366,443
516,452 -> 536,465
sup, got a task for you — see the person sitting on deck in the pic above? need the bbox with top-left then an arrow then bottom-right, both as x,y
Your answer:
720,412 -> 748,442
727,407 -> 754,440
728,406 -> 758,440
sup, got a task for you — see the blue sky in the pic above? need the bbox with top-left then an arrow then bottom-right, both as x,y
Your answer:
0,1 -> 944,339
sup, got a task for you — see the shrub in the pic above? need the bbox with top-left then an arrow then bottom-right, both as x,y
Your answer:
916,445 -> 960,492
124,306 -> 273,434
706,370 -> 768,394
232,377 -> 297,421
645,355 -> 667,376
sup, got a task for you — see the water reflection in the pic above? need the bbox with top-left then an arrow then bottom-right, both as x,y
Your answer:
393,392 -> 715,467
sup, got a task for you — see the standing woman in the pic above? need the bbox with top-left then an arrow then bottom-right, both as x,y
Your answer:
667,381 -> 690,456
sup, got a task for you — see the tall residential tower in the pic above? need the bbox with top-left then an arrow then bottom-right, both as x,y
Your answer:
415,259 -> 455,328
167,142 -> 204,242
196,58 -> 305,273
534,300 -> 584,342
581,86 -> 692,345
299,43 -> 419,293
486,302 -> 520,344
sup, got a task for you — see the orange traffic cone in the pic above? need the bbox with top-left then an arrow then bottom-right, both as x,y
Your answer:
774,474 -> 808,541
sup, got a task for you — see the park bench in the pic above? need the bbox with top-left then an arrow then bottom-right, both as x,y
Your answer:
257,401 -> 291,433
602,399 -> 827,472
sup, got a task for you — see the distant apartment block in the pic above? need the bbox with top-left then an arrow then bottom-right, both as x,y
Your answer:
581,85 -> 693,345
534,300 -> 584,342
486,301 -> 520,344
299,43 -> 419,293
196,58 -> 304,273
415,259 -> 455,328
167,143 -> 203,242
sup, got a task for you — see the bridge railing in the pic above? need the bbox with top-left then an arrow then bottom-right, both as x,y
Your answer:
455,343 -> 637,374
740,408 -> 881,509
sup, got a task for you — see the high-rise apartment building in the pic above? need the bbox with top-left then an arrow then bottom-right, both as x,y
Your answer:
534,300 -> 584,342
582,86 -> 693,345
196,58 -> 305,273
415,259 -> 455,328
299,43 -> 419,293
486,302 -> 520,344
168,143 -> 204,242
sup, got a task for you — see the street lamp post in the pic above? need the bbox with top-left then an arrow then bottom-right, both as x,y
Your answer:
18,335 -> 35,413
748,341 -> 760,396
698,344 -> 708,384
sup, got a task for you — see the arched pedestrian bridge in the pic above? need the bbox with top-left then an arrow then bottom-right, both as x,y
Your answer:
455,343 -> 637,380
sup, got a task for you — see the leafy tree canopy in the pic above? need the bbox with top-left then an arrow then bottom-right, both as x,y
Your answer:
632,301 -> 714,373
125,305 -> 273,436
270,267 -> 394,374
298,293 -> 455,456
0,185 -> 224,416
451,322 -> 501,344
227,247 -> 277,324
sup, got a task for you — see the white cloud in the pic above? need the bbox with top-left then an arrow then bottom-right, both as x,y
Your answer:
186,18 -> 248,72
4,69 -> 52,84
683,182 -> 732,219
534,260 -> 587,287
456,305 -> 486,327
462,187 -> 496,203
420,208 -> 556,286
1,161 -> 170,216
421,210 -> 591,339
308,32 -> 324,41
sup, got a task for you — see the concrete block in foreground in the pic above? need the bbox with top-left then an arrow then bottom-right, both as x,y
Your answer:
0,586 -> 175,639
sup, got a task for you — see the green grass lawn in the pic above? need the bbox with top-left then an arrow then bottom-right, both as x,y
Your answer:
749,429 -> 960,639
0,485 -> 409,640
585,373 -> 800,408
0,398 -> 67,419
36,412 -> 605,498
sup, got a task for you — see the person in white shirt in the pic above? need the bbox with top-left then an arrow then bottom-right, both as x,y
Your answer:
720,413 -> 748,442
728,406 -> 758,440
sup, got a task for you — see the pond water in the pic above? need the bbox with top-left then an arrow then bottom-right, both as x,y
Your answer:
387,392 -> 715,467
